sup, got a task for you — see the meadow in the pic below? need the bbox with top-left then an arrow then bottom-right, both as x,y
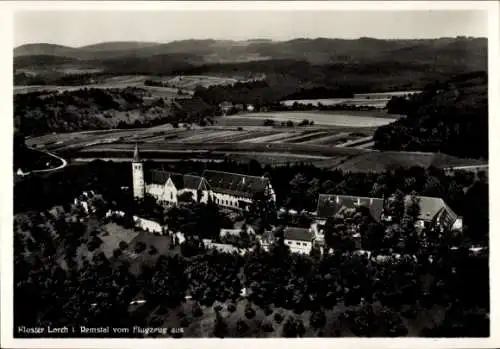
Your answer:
224,111 -> 397,127
26,108 -> 485,173
281,91 -> 422,108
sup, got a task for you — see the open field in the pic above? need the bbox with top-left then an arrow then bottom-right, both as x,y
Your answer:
28,122 -> 380,153
281,90 -> 421,108
282,98 -> 390,108
99,223 -> 140,259
158,74 -> 265,90
77,141 -> 369,157
223,111 -> 398,127
26,113 -> 486,173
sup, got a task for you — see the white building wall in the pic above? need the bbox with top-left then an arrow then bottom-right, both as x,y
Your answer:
210,191 -> 252,209
220,225 -> 255,238
199,190 -> 209,203
146,184 -> 165,202
163,178 -> 178,204
133,215 -> 163,234
451,217 -> 463,232
132,163 -> 145,199
284,239 -> 312,254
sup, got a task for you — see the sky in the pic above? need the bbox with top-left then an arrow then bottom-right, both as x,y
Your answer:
14,10 -> 488,47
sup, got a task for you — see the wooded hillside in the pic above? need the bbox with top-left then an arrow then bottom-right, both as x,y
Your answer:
373,71 -> 488,159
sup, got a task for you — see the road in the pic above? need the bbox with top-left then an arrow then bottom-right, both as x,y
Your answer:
18,149 -> 68,176
444,164 -> 488,171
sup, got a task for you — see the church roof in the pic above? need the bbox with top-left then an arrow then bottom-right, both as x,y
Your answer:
149,169 -> 170,185
317,194 -> 384,222
202,170 -> 270,199
147,169 -> 205,190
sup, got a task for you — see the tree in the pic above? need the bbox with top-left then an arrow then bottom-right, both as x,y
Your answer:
236,319 -> 248,336
178,191 -> 194,204
406,193 -> 421,223
282,317 -> 298,337
274,312 -> 284,324
245,190 -> 277,232
192,302 -> 203,317
385,190 -> 405,224
282,317 -> 305,337
244,304 -> 256,319
261,320 -> 274,332
310,310 -> 326,329
119,241 -> 129,251
212,310 -> 228,338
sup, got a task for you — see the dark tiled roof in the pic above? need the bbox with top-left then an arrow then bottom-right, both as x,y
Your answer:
202,170 -> 270,199
317,194 -> 384,222
169,172 -> 185,189
405,195 -> 459,228
183,174 -> 205,190
316,193 -> 460,230
149,169 -> 170,185
147,170 -> 204,190
282,226 -> 313,242
403,195 -> 457,223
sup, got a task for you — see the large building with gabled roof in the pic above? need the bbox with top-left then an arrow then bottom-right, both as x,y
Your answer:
131,145 -> 275,209
201,170 -> 276,209
314,193 -> 463,232
146,169 -> 209,205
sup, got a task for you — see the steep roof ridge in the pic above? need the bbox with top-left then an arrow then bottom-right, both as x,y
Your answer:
202,169 -> 270,181
183,174 -> 205,190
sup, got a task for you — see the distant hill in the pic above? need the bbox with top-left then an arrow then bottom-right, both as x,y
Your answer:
14,43 -> 78,57
13,37 -> 488,99
14,37 -> 487,70
79,41 -> 161,52
14,54 -> 82,70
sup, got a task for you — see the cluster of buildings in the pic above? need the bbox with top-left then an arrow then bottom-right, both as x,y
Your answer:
132,144 -> 276,209
219,101 -> 255,115
130,145 -> 464,256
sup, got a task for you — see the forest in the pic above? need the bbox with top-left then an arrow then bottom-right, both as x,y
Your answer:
14,88 -> 175,136
373,71 -> 488,159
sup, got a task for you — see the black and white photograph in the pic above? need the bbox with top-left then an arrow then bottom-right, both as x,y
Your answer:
2,1 -> 498,347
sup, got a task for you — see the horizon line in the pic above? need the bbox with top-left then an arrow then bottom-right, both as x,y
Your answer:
14,35 -> 487,50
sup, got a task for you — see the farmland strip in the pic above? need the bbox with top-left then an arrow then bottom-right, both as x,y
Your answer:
301,132 -> 351,145
241,132 -> 299,143
337,136 -> 374,147
280,131 -> 330,143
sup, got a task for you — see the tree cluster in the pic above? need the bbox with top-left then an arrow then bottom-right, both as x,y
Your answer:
374,71 -> 488,159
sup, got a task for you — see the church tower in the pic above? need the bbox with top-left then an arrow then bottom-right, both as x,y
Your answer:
132,144 -> 145,199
